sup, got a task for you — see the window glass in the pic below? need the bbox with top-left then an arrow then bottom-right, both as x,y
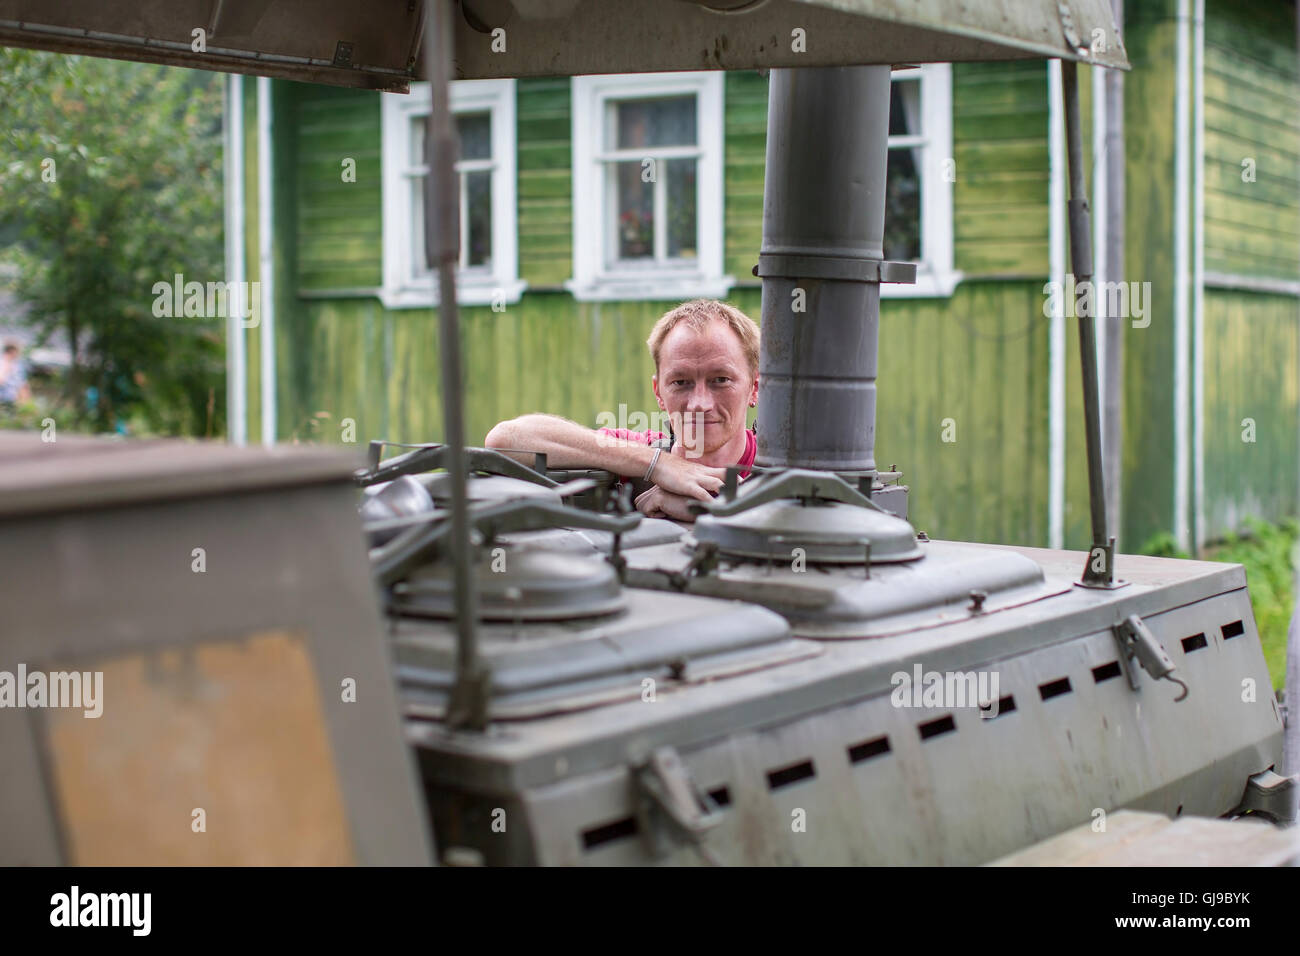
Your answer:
614,96 -> 695,149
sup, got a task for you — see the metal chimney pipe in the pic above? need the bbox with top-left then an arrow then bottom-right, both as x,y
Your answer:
755,65 -> 893,474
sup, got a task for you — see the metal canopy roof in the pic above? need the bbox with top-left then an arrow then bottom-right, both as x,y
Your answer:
0,0 -> 1127,92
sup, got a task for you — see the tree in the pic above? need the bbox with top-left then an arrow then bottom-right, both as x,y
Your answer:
0,49 -> 225,436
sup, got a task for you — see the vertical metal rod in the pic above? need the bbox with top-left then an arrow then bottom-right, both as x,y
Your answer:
1102,0 -> 1125,550
424,0 -> 486,729
223,73 -> 247,446
1061,60 -> 1114,586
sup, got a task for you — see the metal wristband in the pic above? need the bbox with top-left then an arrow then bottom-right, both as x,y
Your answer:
643,446 -> 663,482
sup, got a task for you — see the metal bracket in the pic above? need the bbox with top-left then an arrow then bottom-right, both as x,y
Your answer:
1078,537 -> 1127,589
755,253 -> 918,285
372,496 -> 641,587
1112,613 -> 1189,701
356,442 -> 557,489
1228,769 -> 1299,825
633,747 -> 724,864
667,540 -> 720,590
695,467 -> 888,518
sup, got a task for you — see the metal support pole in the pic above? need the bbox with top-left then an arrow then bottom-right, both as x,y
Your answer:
424,0 -> 488,729
1062,60 -> 1119,588
1103,0 -> 1125,550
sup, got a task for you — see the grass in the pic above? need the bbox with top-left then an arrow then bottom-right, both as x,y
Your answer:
1141,518 -> 1297,690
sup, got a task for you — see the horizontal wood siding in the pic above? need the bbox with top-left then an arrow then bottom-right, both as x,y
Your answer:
294,84 -> 383,291
1204,0 -> 1300,280
518,77 -> 572,287
725,70 -> 767,283
952,61 -> 1049,276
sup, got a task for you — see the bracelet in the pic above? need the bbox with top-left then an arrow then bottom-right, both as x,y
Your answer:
643,446 -> 663,482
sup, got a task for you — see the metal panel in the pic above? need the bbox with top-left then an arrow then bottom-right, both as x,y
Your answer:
447,0 -> 1131,79
460,586 -> 1282,864
0,0 -> 1128,91
0,437 -> 433,865
0,0 -> 423,90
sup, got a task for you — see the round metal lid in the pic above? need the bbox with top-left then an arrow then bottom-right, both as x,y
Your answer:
692,498 -> 923,564
389,548 -> 627,621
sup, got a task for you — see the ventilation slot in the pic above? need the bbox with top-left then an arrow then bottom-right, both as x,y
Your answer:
1039,677 -> 1073,700
707,786 -> 732,808
847,735 -> 891,764
918,715 -> 956,740
1222,620 -> 1245,640
1092,661 -> 1122,683
767,760 -> 816,790
1181,633 -> 1208,653
582,816 -> 638,850
983,694 -> 1016,719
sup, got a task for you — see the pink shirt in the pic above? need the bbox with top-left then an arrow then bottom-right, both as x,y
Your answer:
596,427 -> 757,480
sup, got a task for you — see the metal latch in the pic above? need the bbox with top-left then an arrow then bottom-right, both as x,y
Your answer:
634,747 -> 724,864
1113,613 -> 1189,701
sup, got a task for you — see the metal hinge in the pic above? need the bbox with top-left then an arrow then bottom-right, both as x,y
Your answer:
1113,613 -> 1189,701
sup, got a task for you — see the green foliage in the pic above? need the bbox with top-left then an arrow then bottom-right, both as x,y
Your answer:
1140,518 -> 1297,689
1207,518 -> 1297,690
0,49 -> 225,436
1137,531 -> 1189,560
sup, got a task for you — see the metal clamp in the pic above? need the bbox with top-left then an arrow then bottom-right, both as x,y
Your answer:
1113,613 -> 1189,701
633,747 -> 724,864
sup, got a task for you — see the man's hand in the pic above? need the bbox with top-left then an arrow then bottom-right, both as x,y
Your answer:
634,485 -> 703,522
650,442 -> 726,501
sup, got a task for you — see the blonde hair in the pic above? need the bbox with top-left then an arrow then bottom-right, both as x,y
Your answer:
646,299 -> 760,379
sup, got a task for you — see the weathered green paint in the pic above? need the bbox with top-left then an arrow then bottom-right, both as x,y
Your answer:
1203,289 -> 1300,538
953,61 -> 1050,277
1204,0 -> 1300,279
518,77 -> 572,288
724,71 -> 768,282
1120,11 -> 1180,550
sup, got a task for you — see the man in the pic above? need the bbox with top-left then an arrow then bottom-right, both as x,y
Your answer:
0,340 -> 32,409
485,299 -> 759,521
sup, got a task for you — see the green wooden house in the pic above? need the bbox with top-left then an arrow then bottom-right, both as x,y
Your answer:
224,0 -> 1300,555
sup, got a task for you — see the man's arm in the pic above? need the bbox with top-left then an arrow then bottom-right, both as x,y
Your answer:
485,413 -> 725,501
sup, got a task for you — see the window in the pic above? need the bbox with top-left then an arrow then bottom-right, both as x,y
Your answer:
884,64 -> 960,298
568,72 -> 731,302
380,78 -> 525,308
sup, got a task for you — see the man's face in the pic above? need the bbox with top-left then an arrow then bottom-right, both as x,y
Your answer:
652,319 -> 758,455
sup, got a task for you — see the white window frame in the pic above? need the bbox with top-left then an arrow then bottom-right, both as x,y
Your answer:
567,71 -> 731,302
380,78 -> 525,309
884,64 -> 961,299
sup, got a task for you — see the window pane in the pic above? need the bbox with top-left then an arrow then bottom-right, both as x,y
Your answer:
666,158 -> 697,259
411,175 -> 429,278
465,169 -> 492,267
884,147 -> 920,261
614,96 -> 696,149
409,115 -> 426,166
614,160 -> 653,259
456,111 -> 492,161
889,79 -> 920,136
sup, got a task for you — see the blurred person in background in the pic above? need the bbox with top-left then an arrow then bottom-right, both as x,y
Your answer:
0,340 -> 32,409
